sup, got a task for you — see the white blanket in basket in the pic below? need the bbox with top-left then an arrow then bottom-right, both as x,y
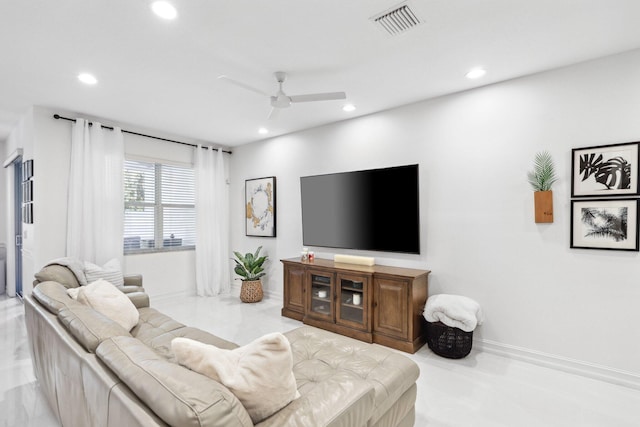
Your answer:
423,294 -> 484,332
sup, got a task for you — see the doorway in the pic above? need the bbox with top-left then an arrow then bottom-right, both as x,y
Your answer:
13,157 -> 22,298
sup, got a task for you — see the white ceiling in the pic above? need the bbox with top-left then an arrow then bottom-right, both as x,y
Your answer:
2,0 -> 640,147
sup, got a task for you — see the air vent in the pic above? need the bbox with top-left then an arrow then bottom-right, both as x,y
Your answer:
370,2 -> 421,36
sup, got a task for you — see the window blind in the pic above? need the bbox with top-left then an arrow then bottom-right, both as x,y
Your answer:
124,159 -> 195,252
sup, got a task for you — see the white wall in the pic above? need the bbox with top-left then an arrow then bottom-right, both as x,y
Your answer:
230,49 -> 640,381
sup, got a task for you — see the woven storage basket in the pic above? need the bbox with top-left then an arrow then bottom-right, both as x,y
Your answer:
240,280 -> 263,303
426,321 -> 473,359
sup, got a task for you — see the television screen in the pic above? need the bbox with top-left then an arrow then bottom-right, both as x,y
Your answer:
300,164 -> 420,254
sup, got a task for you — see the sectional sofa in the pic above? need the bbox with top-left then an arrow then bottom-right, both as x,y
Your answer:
25,265 -> 420,426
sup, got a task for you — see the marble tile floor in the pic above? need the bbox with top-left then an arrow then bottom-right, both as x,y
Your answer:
2,292 -> 640,427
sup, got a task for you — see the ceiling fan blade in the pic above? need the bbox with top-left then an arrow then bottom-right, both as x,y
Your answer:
289,92 -> 347,103
217,75 -> 270,97
268,107 -> 280,121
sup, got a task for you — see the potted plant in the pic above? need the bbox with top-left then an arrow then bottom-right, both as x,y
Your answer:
233,246 -> 267,303
527,151 -> 558,223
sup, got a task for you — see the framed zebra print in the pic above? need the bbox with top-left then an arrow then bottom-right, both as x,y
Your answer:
571,141 -> 640,198
570,199 -> 639,251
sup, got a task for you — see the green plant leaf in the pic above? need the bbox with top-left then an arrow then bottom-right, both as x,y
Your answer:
232,247 -> 269,281
527,151 -> 558,191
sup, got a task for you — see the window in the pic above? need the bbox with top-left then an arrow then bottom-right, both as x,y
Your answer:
123,159 -> 195,253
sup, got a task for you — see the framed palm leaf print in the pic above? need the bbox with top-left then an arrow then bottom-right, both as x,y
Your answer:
570,199 -> 639,251
571,141 -> 640,197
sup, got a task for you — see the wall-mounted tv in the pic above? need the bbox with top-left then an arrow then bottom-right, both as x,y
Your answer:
300,164 -> 420,254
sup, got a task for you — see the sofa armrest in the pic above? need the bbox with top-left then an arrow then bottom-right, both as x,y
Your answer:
96,336 -> 253,427
119,285 -> 145,294
126,292 -> 150,309
123,274 -> 143,288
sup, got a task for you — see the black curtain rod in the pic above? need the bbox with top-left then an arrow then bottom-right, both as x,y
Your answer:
53,114 -> 232,154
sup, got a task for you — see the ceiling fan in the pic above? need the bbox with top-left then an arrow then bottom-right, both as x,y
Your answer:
218,71 -> 347,120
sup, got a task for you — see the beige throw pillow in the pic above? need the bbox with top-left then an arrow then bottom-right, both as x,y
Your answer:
84,258 -> 124,287
172,332 -> 299,423
73,279 -> 139,331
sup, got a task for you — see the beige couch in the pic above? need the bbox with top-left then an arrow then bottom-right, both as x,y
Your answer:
25,266 -> 420,427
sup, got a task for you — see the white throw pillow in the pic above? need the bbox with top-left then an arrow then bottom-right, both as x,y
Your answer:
172,333 -> 299,423
75,279 -> 139,331
84,258 -> 124,287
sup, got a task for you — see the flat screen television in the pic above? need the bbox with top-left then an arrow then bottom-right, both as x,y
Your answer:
300,164 -> 420,254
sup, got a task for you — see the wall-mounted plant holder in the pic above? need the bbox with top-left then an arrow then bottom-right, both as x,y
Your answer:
528,151 -> 557,224
534,190 -> 553,223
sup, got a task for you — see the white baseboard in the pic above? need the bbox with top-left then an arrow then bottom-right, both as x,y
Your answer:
477,339 -> 640,391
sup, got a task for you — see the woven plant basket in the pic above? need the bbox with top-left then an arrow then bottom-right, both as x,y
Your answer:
240,280 -> 263,303
426,321 -> 473,359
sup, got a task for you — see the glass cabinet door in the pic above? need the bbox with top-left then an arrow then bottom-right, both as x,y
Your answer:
336,274 -> 369,330
308,272 -> 333,320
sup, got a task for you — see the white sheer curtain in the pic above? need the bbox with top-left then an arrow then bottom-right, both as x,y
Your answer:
67,118 -> 124,265
195,146 -> 229,296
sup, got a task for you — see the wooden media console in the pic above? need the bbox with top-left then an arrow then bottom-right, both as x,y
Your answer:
281,257 -> 430,353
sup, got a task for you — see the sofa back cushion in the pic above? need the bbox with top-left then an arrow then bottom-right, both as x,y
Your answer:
34,265 -> 80,289
58,304 -> 132,353
97,336 -> 253,427
131,308 -> 238,362
32,281 -> 83,314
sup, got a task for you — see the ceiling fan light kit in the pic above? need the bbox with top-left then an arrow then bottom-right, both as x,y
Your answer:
218,71 -> 347,120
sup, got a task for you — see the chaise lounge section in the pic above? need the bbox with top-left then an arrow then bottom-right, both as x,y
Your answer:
25,266 -> 420,427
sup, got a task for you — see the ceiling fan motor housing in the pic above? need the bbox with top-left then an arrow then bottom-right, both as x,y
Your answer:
271,95 -> 291,108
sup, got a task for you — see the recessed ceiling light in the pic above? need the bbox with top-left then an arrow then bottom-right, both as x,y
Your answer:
465,68 -> 486,79
343,103 -> 356,112
77,73 -> 98,85
151,1 -> 177,20
258,127 -> 269,135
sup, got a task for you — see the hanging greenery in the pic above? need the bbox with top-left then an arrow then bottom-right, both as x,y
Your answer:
527,151 -> 558,192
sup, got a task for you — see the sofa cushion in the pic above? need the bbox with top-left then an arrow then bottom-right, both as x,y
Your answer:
130,308 -> 238,361
34,265 -> 80,289
58,304 -> 132,352
131,307 -> 187,341
74,279 -> 139,331
32,281 -> 84,314
84,258 -> 124,287
96,336 -> 253,427
284,326 -> 420,426
172,333 -> 299,424
255,371 -> 375,427
146,326 -> 239,362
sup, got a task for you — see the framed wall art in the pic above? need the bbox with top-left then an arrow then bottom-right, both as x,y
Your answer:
571,141 -> 640,197
570,198 -> 639,251
245,176 -> 276,237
